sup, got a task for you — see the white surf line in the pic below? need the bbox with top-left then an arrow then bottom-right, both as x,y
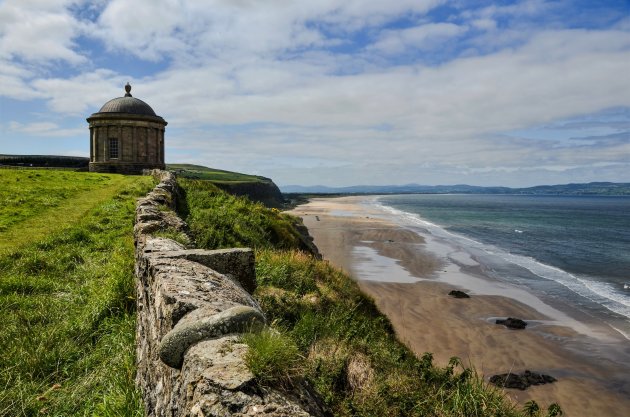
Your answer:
364,196 -> 618,341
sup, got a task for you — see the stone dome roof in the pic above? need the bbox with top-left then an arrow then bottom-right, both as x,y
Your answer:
96,83 -> 157,116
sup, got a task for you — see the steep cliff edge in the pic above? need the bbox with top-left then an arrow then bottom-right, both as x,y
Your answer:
167,164 -> 285,208
212,180 -> 285,209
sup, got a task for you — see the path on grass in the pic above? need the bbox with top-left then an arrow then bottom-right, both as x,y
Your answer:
0,176 -> 138,254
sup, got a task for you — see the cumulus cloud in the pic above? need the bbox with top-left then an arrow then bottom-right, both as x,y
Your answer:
0,0 -> 87,64
31,69 -> 125,114
90,0 -> 447,61
0,59 -> 44,99
369,23 -> 467,54
8,121 -> 83,137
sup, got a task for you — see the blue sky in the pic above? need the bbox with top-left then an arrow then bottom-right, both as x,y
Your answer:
1,0 -> 628,187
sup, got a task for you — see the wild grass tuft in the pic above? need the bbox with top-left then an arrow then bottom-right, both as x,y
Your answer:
242,327 -> 304,386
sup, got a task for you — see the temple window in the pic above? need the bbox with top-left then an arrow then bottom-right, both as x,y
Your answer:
109,138 -> 119,159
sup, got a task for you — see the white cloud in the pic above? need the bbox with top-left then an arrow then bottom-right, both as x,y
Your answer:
0,0 -> 87,64
0,59 -> 44,99
370,23 -> 467,55
470,0 -> 553,20
471,18 -> 496,31
31,69 -> 126,115
8,121 -> 83,137
124,28 -> 629,137
91,0 -> 446,61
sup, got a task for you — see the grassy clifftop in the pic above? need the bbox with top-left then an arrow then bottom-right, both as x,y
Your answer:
167,163 -> 270,183
168,163 -> 285,208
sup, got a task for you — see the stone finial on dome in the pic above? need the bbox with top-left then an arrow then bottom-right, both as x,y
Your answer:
124,82 -> 132,97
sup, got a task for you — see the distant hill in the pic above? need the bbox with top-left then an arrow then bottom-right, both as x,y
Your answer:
281,182 -> 630,196
0,154 -> 89,168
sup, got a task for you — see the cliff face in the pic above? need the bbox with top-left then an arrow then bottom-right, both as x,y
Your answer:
212,180 -> 285,208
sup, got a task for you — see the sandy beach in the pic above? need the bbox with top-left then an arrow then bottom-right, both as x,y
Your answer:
289,196 -> 630,417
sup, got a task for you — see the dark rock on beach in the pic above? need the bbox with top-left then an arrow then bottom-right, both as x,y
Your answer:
489,370 -> 557,390
448,290 -> 470,298
495,317 -> 527,329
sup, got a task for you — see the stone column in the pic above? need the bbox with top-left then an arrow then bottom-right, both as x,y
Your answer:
104,126 -> 110,161
155,128 -> 160,163
118,124 -> 123,160
89,127 -> 94,162
134,126 -> 140,161
161,129 -> 165,164
97,127 -> 101,162
154,128 -> 159,163
145,128 -> 149,163
132,125 -> 137,163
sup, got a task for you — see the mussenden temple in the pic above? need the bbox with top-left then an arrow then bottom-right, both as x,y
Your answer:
87,83 -> 167,174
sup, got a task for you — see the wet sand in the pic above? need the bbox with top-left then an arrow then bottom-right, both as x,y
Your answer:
289,196 -> 630,417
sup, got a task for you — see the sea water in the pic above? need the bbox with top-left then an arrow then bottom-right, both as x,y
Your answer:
373,194 -> 630,339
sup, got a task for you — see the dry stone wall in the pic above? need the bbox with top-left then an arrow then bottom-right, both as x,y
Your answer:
134,170 -> 326,417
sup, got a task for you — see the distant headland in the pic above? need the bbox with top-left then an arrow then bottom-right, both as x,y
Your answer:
281,182 -> 630,196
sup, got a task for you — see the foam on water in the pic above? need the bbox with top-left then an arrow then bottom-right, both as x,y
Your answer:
499,251 -> 630,319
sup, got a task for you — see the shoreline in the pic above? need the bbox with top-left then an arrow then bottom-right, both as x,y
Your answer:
289,196 -> 630,417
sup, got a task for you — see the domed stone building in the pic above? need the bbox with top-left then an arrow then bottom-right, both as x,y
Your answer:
87,83 -> 167,174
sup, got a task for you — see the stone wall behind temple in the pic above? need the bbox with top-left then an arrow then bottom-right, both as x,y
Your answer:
134,170 -> 326,417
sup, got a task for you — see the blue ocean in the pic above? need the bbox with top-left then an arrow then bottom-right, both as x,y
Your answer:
375,194 -> 630,336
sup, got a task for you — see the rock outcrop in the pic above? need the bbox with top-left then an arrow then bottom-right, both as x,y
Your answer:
448,290 -> 470,298
489,370 -> 557,390
134,170 -> 325,417
495,317 -> 527,329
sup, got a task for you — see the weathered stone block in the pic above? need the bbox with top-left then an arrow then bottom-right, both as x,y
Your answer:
159,306 -> 265,368
159,248 -> 256,293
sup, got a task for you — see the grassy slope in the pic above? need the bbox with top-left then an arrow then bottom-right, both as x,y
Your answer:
169,164 -> 286,209
178,179 -> 528,417
167,163 -> 269,183
0,169 -> 154,416
0,170 -> 137,253
178,178 -> 308,251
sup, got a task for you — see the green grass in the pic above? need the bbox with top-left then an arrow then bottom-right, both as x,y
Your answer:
178,179 -> 533,417
178,178 -> 309,251
242,328 -> 304,386
254,250 -> 520,417
0,169 -> 139,254
0,169 -> 154,416
167,163 -> 269,183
